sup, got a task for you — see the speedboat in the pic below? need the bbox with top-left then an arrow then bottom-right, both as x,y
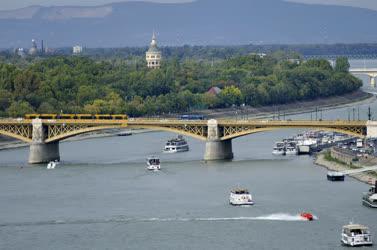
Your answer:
46,160 -> 59,169
164,135 -> 189,153
300,212 -> 314,221
146,156 -> 161,171
229,188 -> 254,206
341,224 -> 373,246
362,180 -> 377,208
272,142 -> 285,155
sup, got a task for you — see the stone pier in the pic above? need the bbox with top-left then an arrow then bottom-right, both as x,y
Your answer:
204,119 -> 233,161
369,75 -> 376,87
28,118 -> 60,164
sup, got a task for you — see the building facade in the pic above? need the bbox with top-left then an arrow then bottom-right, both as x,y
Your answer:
73,45 -> 83,55
146,33 -> 162,69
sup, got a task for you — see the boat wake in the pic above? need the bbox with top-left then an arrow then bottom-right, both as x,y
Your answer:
0,213 -> 317,228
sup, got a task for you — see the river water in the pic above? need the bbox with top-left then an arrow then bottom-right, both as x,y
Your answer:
1,60 -> 377,250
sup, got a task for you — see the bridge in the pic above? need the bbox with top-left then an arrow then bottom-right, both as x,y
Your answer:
2,117 -> 377,164
349,68 -> 377,87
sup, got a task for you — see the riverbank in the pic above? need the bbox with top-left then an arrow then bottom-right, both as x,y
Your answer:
200,90 -> 374,119
315,151 -> 376,185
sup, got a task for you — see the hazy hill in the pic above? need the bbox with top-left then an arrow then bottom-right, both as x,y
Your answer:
1,0 -> 377,48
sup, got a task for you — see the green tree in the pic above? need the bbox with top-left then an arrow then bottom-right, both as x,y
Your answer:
7,101 -> 35,117
335,57 -> 350,73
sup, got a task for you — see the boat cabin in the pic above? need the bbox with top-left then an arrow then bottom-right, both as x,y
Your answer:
231,189 -> 250,195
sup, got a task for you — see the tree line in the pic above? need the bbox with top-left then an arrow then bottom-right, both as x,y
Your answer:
0,54 -> 361,117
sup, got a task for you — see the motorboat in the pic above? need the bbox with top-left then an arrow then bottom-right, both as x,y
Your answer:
229,188 -> 254,206
341,224 -> 373,246
272,142 -> 285,155
117,130 -> 132,136
285,142 -> 297,155
300,212 -> 314,221
327,171 -> 345,181
164,135 -> 189,153
146,156 -> 161,171
362,180 -> 377,208
46,160 -> 59,169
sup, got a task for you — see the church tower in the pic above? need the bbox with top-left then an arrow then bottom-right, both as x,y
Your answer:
146,33 -> 162,69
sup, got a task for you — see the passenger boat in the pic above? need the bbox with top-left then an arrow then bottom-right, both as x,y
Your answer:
146,156 -> 161,171
362,181 -> 377,208
164,135 -> 189,153
341,224 -> 373,246
327,171 -> 345,181
272,142 -> 285,155
229,188 -> 254,206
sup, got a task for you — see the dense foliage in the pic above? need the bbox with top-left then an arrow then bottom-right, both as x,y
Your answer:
0,54 -> 362,117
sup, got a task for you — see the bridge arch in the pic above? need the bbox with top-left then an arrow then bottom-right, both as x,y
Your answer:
45,124 -> 207,143
220,125 -> 366,141
0,130 -> 32,143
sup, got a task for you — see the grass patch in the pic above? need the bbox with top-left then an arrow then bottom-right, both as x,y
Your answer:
323,151 -> 347,166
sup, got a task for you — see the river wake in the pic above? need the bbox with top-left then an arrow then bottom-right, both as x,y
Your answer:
0,213 -> 317,228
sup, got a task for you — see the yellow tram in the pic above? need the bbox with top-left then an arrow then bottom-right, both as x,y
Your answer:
25,114 -> 128,120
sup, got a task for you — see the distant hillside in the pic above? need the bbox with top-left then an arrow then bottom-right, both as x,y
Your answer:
1,0 -> 377,48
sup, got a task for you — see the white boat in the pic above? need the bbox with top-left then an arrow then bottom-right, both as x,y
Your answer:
146,156 -> 161,171
164,135 -> 189,153
272,142 -> 285,155
285,142 -> 297,155
46,160 -> 59,169
362,181 -> 377,208
229,188 -> 254,206
341,224 -> 373,246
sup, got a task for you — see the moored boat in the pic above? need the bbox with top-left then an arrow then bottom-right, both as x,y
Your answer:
164,135 -> 189,153
272,142 -> 285,155
146,156 -> 161,171
362,180 -> 377,208
327,171 -> 345,181
229,188 -> 254,206
285,142 -> 297,155
341,224 -> 373,246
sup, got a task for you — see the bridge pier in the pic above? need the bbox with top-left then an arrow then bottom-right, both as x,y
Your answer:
28,119 -> 60,164
370,75 -> 376,87
204,119 -> 234,161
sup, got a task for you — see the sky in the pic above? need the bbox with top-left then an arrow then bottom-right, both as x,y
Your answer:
0,0 -> 377,11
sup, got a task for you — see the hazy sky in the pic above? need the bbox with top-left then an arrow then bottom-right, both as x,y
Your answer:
1,0 -> 377,11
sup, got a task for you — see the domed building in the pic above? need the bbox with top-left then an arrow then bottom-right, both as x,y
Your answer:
28,39 -> 38,56
146,33 -> 162,69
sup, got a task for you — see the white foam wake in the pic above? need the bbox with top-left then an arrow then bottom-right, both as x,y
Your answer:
140,213 -> 317,222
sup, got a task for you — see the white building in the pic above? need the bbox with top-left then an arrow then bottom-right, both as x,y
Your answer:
146,33 -> 162,69
73,45 -> 83,55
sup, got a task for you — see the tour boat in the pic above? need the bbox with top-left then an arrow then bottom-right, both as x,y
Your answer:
146,156 -> 161,171
164,135 -> 189,153
341,224 -> 373,246
229,188 -> 254,206
300,212 -> 314,221
362,181 -> 377,208
272,142 -> 285,155
327,171 -> 345,181
46,160 -> 59,169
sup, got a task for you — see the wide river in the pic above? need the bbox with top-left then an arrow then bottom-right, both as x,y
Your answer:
1,60 -> 377,250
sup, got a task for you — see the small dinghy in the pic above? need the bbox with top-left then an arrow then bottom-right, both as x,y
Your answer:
46,160 -> 59,169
